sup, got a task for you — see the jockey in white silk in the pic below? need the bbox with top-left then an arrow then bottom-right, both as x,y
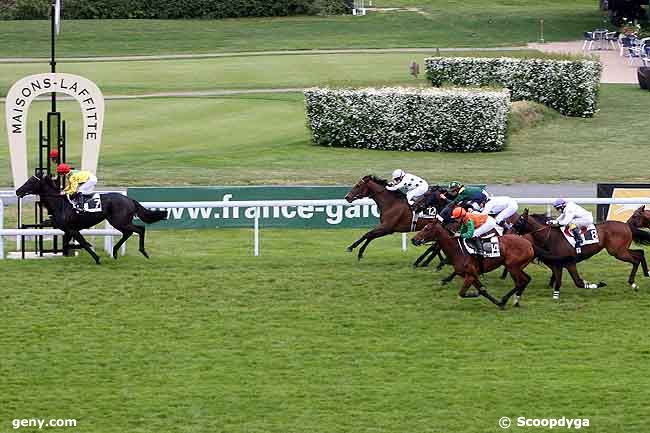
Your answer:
548,198 -> 594,252
386,169 -> 429,208
482,196 -> 518,228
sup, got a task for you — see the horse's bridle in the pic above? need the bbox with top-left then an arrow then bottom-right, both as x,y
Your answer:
349,177 -> 385,201
523,218 -> 552,245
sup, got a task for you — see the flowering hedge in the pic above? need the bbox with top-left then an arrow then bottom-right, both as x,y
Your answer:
0,0 -> 349,19
425,57 -> 602,117
304,87 -> 511,152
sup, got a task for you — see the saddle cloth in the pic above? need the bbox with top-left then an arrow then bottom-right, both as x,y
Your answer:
462,235 -> 501,258
561,224 -> 598,248
411,208 -> 439,231
69,193 -> 102,213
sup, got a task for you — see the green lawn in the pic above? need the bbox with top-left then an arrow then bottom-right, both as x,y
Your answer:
0,84 -> 646,187
2,227 -> 650,433
0,50 -> 563,97
0,0 -> 602,57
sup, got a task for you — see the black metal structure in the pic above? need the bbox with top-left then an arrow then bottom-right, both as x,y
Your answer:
19,0 -> 67,258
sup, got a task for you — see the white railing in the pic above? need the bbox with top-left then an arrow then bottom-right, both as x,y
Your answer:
2,197 -> 650,259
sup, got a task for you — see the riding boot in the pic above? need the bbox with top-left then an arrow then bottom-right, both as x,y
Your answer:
571,226 -> 583,253
75,192 -> 84,210
469,237 -> 482,255
440,206 -> 453,224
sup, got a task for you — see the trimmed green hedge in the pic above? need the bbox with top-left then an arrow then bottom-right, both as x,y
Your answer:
0,0 -> 349,19
425,57 -> 602,117
305,87 -> 511,153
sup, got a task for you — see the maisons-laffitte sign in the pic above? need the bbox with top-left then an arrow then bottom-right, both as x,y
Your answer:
5,73 -> 105,188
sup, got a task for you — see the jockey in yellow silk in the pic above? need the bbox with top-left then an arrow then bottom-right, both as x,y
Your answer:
56,163 -> 98,209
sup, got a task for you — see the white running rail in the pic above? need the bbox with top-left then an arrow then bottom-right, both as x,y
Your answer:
3,197 -> 650,259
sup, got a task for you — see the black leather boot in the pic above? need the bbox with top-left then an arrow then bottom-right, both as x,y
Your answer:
572,226 -> 583,253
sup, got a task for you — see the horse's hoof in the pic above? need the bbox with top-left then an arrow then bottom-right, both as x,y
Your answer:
597,281 -> 607,288
346,247 -> 353,253
631,282 -> 639,290
552,291 -> 560,300
514,302 -> 520,308
498,302 -> 507,310
141,251 -> 150,259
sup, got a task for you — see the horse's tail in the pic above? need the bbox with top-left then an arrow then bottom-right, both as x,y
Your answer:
135,201 -> 167,224
630,225 -> 650,246
532,244 -> 575,265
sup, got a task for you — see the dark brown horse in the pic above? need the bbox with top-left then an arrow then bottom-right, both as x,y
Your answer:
514,207 -> 650,298
411,186 -> 451,269
411,219 -> 539,308
344,175 -> 435,260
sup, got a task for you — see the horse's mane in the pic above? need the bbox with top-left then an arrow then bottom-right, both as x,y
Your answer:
365,175 -> 406,199
367,175 -> 389,186
529,213 -> 550,224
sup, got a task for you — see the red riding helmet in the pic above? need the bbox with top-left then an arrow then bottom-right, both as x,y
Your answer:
451,207 -> 467,219
49,149 -> 59,159
56,163 -> 71,175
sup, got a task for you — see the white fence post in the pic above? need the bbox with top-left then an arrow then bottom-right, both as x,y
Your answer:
402,233 -> 407,252
16,196 -> 21,251
0,199 -> 4,259
254,208 -> 260,257
104,220 -> 114,255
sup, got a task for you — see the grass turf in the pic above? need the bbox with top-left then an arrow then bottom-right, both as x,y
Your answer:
0,0 -> 603,57
0,84 -> 645,187
1,227 -> 650,433
0,50 -> 560,97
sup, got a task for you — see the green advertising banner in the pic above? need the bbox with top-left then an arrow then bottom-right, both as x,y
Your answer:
127,186 -> 380,229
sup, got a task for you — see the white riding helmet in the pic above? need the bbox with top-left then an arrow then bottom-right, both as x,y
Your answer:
392,169 -> 405,181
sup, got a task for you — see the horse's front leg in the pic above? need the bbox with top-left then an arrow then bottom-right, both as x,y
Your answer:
347,232 -> 369,252
70,231 -> 100,265
413,243 -> 439,268
440,271 -> 457,285
62,232 -> 72,257
458,275 -> 480,298
356,227 -> 391,260
461,274 -> 503,308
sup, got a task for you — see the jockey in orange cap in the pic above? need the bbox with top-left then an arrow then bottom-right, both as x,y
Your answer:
451,206 -> 499,253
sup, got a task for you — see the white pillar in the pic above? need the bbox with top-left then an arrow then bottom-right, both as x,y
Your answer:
104,220 -> 113,255
254,208 -> 260,257
402,233 -> 407,252
0,199 -> 4,259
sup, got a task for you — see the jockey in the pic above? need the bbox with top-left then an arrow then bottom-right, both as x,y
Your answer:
386,169 -> 429,209
548,198 -> 593,252
482,196 -> 519,229
56,163 -> 98,210
446,181 -> 490,209
440,181 -> 490,222
451,206 -> 498,253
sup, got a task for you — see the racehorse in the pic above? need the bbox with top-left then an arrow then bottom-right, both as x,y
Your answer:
411,218 -> 540,308
410,186 -> 451,269
514,207 -> 650,298
16,174 -> 167,264
344,175 -> 436,260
